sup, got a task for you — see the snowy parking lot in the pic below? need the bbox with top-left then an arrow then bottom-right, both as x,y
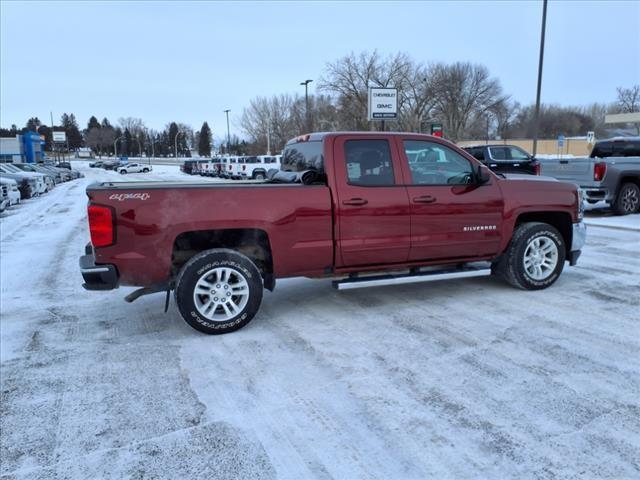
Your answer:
1,162 -> 639,479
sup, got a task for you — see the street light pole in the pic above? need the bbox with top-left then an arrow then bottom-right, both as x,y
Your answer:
174,131 -> 181,159
266,118 -> 271,155
532,0 -> 548,157
300,79 -> 313,132
114,136 -> 124,158
224,109 -> 231,155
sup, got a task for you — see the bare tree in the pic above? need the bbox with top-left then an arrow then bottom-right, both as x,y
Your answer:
85,126 -> 116,157
429,62 -> 508,141
616,85 -> 640,113
320,51 -> 417,131
615,85 -> 640,134
240,94 -> 298,153
118,117 -> 146,156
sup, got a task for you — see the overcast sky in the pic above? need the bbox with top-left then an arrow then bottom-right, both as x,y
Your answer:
1,0 -> 639,139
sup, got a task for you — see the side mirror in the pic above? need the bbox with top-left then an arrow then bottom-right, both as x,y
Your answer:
476,164 -> 491,184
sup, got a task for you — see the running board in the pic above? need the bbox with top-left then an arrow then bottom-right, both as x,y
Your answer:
332,265 -> 491,291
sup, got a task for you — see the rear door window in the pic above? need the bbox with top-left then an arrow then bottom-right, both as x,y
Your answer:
344,139 -> 395,186
282,141 -> 324,172
489,147 -> 508,160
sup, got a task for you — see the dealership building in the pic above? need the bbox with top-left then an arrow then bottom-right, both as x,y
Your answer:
0,132 -> 46,163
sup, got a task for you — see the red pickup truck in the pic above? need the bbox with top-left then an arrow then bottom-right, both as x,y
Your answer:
80,132 -> 586,334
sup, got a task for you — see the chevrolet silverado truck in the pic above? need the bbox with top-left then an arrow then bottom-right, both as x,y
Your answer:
80,132 -> 586,334
539,137 -> 640,215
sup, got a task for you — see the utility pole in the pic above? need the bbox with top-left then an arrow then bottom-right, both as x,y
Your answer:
532,0 -> 548,157
224,109 -> 231,154
300,79 -> 313,132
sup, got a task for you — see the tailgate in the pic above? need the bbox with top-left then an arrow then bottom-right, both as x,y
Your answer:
539,157 -> 593,182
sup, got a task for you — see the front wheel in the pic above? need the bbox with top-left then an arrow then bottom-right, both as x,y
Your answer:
142,168 -> 149,173
254,172 -> 266,180
175,249 -> 264,334
614,183 -> 640,215
493,222 -> 566,290
119,170 -> 127,174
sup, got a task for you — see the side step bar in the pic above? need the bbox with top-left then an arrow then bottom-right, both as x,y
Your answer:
332,265 -> 491,291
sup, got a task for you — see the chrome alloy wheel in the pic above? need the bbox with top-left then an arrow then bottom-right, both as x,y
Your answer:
523,236 -> 559,281
622,186 -> 639,213
193,267 -> 250,322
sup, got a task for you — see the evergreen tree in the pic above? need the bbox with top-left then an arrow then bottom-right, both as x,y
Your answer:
198,121 -> 212,157
124,128 -> 133,156
38,125 -> 53,151
87,116 -> 101,131
168,122 -> 180,157
60,113 -> 83,149
25,117 -> 41,132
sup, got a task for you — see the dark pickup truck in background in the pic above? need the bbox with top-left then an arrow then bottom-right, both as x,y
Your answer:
461,144 -> 541,176
80,132 -> 586,334
539,137 -> 640,215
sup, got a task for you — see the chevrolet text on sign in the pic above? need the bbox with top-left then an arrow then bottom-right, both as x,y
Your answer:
368,87 -> 398,120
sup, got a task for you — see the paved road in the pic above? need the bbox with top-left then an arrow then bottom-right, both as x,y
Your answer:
1,166 -> 639,479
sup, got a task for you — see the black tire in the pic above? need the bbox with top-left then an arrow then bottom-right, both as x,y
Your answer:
142,168 -> 149,173
120,170 -> 127,174
254,172 -> 266,180
614,182 -> 640,215
174,249 -> 263,334
493,222 -> 566,290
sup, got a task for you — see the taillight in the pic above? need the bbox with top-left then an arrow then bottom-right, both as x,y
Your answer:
533,162 -> 541,175
594,162 -> 606,181
88,204 -> 114,248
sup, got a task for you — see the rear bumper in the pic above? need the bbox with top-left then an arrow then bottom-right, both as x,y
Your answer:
580,187 -> 612,203
80,245 -> 119,290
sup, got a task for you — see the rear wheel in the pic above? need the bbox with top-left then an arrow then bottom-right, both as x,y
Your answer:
493,222 -> 565,290
142,168 -> 149,173
175,249 -> 263,334
614,183 -> 640,215
254,172 -> 266,180
120,170 -> 127,174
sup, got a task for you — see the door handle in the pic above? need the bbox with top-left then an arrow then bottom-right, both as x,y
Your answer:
413,195 -> 436,204
342,197 -> 368,206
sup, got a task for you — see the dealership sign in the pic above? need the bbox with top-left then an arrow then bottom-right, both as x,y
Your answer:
52,131 -> 67,143
368,87 -> 398,120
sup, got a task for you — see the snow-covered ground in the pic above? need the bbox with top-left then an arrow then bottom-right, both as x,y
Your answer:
1,164 -> 639,479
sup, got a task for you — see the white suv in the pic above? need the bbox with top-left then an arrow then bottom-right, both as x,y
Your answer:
239,155 -> 282,180
118,163 -> 152,174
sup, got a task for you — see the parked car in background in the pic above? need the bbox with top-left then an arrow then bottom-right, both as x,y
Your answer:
101,160 -> 121,170
118,163 -> 152,174
12,163 -> 56,190
238,155 -> 282,180
39,164 -> 72,182
539,137 -> 640,215
0,171 -> 37,199
0,164 -> 47,194
56,162 -> 72,170
89,160 -> 104,168
461,145 -> 541,175
0,177 -> 21,205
